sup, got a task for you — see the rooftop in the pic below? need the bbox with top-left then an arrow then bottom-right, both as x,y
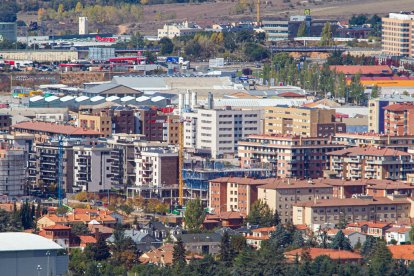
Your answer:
294,197 -> 410,208
285,248 -> 363,260
389,245 -> 414,261
0,232 -> 62,251
12,121 -> 102,136
329,65 -> 392,75
383,102 -> 414,112
327,146 -> 411,157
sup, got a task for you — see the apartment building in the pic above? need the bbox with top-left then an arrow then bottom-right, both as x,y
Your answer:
131,148 -> 178,199
12,121 -> 102,144
383,103 -> 414,135
258,178 -> 333,223
28,141 -> 75,193
135,107 -> 179,144
73,145 -> 112,193
262,19 -> 289,41
183,107 -> 262,158
157,21 -> 201,39
264,106 -> 345,137
292,196 -> 413,227
333,132 -> 414,152
365,180 -> 414,198
327,146 -> 414,180
368,96 -> 414,133
0,114 -> 11,132
111,107 -> 135,134
238,134 -> 346,179
0,144 -> 26,196
105,134 -> 168,189
382,12 -> 414,57
78,110 -> 112,137
208,177 -> 267,216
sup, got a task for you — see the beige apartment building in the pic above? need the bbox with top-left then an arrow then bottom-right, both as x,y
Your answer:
258,179 -> 333,223
292,196 -> 413,226
382,12 -> 414,57
78,110 -> 112,137
264,106 -> 345,137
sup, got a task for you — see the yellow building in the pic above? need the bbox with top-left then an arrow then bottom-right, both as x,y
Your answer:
264,106 -> 344,137
78,110 -> 112,137
382,12 -> 414,57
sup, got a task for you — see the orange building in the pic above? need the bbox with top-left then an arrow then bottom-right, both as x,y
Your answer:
383,103 -> 414,136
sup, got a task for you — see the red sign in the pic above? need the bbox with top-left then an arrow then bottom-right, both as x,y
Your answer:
95,36 -> 116,43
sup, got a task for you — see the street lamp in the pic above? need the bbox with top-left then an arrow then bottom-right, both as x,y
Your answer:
36,265 -> 42,276
46,251 -> 50,276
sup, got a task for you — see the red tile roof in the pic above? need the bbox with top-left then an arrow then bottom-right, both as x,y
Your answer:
384,103 -> 414,112
347,221 -> 391,229
329,65 -> 392,75
389,245 -> 414,261
12,121 -> 102,136
43,225 -> 71,230
285,248 -> 363,260
295,197 -> 410,208
327,146 -> 411,157
79,235 -> 97,244
278,92 -> 305,98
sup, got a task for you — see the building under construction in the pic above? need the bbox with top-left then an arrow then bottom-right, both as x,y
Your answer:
0,144 -> 26,196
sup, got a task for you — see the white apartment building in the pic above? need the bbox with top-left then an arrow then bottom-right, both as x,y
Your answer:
183,107 -> 262,158
73,145 -> 112,193
157,21 -> 201,39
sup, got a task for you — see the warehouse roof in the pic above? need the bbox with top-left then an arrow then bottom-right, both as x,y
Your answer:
0,232 -> 62,251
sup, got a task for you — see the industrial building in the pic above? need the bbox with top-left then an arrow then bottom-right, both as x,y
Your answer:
0,232 -> 68,276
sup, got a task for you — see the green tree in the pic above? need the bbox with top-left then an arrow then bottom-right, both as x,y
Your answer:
269,224 -> 292,248
371,85 -> 381,98
173,237 -> 186,268
219,231 -> 234,266
360,235 -> 378,258
159,37 -> 174,55
349,73 -> 366,104
246,200 -> 273,226
232,247 -> 260,275
291,230 -> 305,249
75,1 -> 83,13
184,199 -> 205,233
71,222 -> 91,236
297,21 -> 307,37
85,235 -> 110,261
320,22 -> 334,46
369,240 -> 392,275
231,235 -> 247,254
273,210 -> 281,226
0,209 -> 21,232
57,3 -> 64,14
330,230 -> 352,251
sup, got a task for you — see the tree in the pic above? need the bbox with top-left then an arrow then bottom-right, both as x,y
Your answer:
246,200 -> 273,226
273,210 -> 281,226
297,21 -> 307,37
349,74 -> 366,105
173,237 -> 186,268
71,222 -> 91,236
269,224 -> 292,249
371,85 -> 381,98
369,240 -> 392,275
360,235 -> 378,258
159,37 -> 174,55
219,231 -> 234,265
85,235 -> 110,261
0,209 -> 21,232
184,199 -> 205,233
58,3 -> 64,14
291,231 -> 305,249
244,43 -> 269,61
330,230 -> 352,251
75,2 -> 83,13
0,1 -> 18,22
231,235 -> 247,254
320,22 -> 333,46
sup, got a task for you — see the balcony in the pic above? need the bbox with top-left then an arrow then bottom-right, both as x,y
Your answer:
365,167 -> 376,172
350,166 -> 361,171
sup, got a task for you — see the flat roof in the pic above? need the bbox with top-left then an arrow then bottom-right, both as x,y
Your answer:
0,232 -> 62,251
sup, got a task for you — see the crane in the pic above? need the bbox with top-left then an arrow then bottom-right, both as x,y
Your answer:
256,0 -> 261,25
178,120 -> 184,206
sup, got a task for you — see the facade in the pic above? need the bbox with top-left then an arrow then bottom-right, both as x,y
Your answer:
38,225 -> 71,249
0,114 -> 11,132
78,110 -> 112,137
368,96 -> 414,134
208,177 -> 266,216
238,135 -> 346,179
292,196 -> 413,227
0,233 -> 68,276
383,103 -> 414,135
258,178 -> 333,223
382,12 -> 414,57
111,107 -> 135,134
135,107 -> 179,144
79,17 -> 88,35
0,145 -> 26,196
0,22 -> 17,42
179,233 -> 221,255
73,145 -> 112,193
183,107 -> 262,158
157,21 -> 201,39
28,141 -> 75,193
385,225 -> 411,244
262,19 -> 289,41
327,146 -> 414,180
265,106 -> 345,137
132,148 -> 178,199
346,221 -> 392,238
245,226 -> 275,249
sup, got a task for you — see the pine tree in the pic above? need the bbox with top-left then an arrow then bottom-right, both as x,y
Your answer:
273,210 -> 281,226
269,224 -> 292,248
369,240 -> 392,275
246,200 -> 273,227
330,230 -> 352,251
35,203 -> 41,219
219,231 -> 233,265
360,235 -> 378,258
173,237 -> 186,268
85,235 -> 110,261
292,231 -> 305,249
